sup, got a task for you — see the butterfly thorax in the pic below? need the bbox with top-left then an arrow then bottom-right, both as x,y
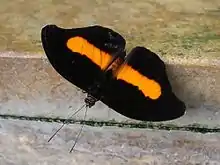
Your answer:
84,51 -> 125,108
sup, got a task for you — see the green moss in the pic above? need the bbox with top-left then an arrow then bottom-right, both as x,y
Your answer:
0,114 -> 220,134
181,31 -> 220,49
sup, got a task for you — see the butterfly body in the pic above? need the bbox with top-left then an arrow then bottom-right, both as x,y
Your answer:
41,25 -> 186,122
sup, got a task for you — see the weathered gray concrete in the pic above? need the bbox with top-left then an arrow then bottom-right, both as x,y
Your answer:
0,119 -> 220,165
0,53 -> 220,127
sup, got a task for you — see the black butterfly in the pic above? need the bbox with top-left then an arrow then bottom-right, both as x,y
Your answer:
41,24 -> 186,123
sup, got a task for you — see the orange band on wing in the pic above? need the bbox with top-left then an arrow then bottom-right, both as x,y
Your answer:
117,65 -> 161,100
66,36 -> 112,70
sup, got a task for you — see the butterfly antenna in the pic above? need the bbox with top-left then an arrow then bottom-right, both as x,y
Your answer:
69,105 -> 88,153
48,104 -> 86,142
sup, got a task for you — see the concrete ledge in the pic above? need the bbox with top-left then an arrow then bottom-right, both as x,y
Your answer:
0,52 -> 220,127
1,119 -> 220,164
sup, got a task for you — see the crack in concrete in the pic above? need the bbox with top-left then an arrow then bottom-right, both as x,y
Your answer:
0,114 -> 220,133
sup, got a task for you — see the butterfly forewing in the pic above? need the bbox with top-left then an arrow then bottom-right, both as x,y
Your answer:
41,25 -> 126,93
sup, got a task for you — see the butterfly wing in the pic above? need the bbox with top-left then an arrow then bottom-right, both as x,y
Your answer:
41,24 -> 126,93
101,47 -> 186,121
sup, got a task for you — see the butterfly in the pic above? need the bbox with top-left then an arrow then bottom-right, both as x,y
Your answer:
41,24 -> 186,123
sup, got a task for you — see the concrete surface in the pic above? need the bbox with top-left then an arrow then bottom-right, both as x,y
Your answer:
0,53 -> 220,128
0,118 -> 220,165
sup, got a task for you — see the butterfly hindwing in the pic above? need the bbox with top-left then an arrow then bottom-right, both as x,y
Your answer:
41,25 -> 126,93
100,47 -> 186,121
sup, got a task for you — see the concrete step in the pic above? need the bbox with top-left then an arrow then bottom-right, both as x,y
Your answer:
0,52 -> 220,128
